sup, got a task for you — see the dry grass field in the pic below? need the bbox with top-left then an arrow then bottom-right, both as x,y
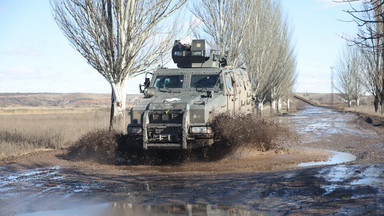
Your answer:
0,93 -> 140,159
0,108 -> 116,159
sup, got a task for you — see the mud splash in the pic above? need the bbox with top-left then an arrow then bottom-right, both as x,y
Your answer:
65,130 -> 124,164
212,113 -> 294,152
64,114 -> 296,166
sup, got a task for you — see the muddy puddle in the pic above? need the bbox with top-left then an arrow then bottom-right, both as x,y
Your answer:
16,203 -> 258,216
2,104 -> 384,215
299,150 -> 356,167
2,163 -> 384,215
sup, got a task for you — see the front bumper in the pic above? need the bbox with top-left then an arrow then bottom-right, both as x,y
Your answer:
127,124 -> 213,149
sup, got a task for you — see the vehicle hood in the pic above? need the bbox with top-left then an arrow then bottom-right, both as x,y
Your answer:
144,92 -> 208,110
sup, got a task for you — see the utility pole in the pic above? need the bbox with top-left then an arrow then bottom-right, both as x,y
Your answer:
331,66 -> 334,105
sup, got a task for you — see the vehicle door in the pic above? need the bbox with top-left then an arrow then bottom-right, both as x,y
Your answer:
224,72 -> 238,114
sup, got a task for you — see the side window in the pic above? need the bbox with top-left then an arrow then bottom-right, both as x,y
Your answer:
190,74 -> 220,88
215,78 -> 223,90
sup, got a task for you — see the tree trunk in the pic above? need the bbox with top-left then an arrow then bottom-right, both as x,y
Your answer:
270,100 -> 276,113
109,81 -> 128,133
374,95 -> 379,112
277,98 -> 282,113
381,100 -> 384,115
347,99 -> 352,107
355,98 -> 360,107
381,91 -> 384,115
256,100 -> 264,115
286,98 -> 290,112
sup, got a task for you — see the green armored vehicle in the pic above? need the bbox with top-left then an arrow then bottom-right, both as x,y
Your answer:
127,39 -> 254,150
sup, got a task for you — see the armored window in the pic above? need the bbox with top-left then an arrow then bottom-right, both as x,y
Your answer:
190,74 -> 220,89
153,75 -> 184,89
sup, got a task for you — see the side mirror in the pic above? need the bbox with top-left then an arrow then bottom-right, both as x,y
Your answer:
140,71 -> 153,93
139,77 -> 152,93
144,78 -> 150,87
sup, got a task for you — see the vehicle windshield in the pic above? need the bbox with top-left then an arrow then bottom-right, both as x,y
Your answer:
153,75 -> 184,89
190,74 -> 220,89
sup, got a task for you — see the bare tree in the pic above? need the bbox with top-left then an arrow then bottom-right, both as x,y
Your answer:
268,16 -> 297,113
192,0 -> 297,114
241,0 -> 296,113
51,0 -> 186,132
361,39 -> 384,111
358,1 -> 384,112
341,0 -> 384,112
334,45 -> 365,107
191,0 -> 253,67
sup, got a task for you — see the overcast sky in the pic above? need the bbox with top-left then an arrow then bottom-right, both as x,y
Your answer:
0,0 -> 358,94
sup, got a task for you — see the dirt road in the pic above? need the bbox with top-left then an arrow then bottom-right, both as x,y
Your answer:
1,104 -> 384,215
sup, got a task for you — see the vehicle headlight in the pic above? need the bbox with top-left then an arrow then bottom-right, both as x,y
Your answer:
190,126 -> 212,134
128,126 -> 142,134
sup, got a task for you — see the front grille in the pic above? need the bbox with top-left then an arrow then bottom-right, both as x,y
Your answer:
148,127 -> 182,143
149,110 -> 183,124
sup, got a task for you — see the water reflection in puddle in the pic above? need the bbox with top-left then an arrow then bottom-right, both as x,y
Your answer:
298,150 -> 356,167
351,166 -> 383,186
16,203 -> 258,216
316,164 -> 384,199
0,166 -> 63,196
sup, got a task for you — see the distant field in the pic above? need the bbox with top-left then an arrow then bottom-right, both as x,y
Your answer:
0,107 -> 106,115
0,93 -> 140,108
0,108 -> 132,159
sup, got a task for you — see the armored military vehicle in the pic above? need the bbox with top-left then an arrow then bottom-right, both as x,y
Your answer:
127,39 -> 254,150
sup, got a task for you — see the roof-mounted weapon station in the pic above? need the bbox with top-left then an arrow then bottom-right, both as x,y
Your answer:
171,39 -> 227,68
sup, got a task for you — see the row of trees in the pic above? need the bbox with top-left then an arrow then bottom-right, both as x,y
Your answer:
52,0 -> 297,131
334,45 -> 365,107
335,0 -> 384,113
192,0 -> 297,113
